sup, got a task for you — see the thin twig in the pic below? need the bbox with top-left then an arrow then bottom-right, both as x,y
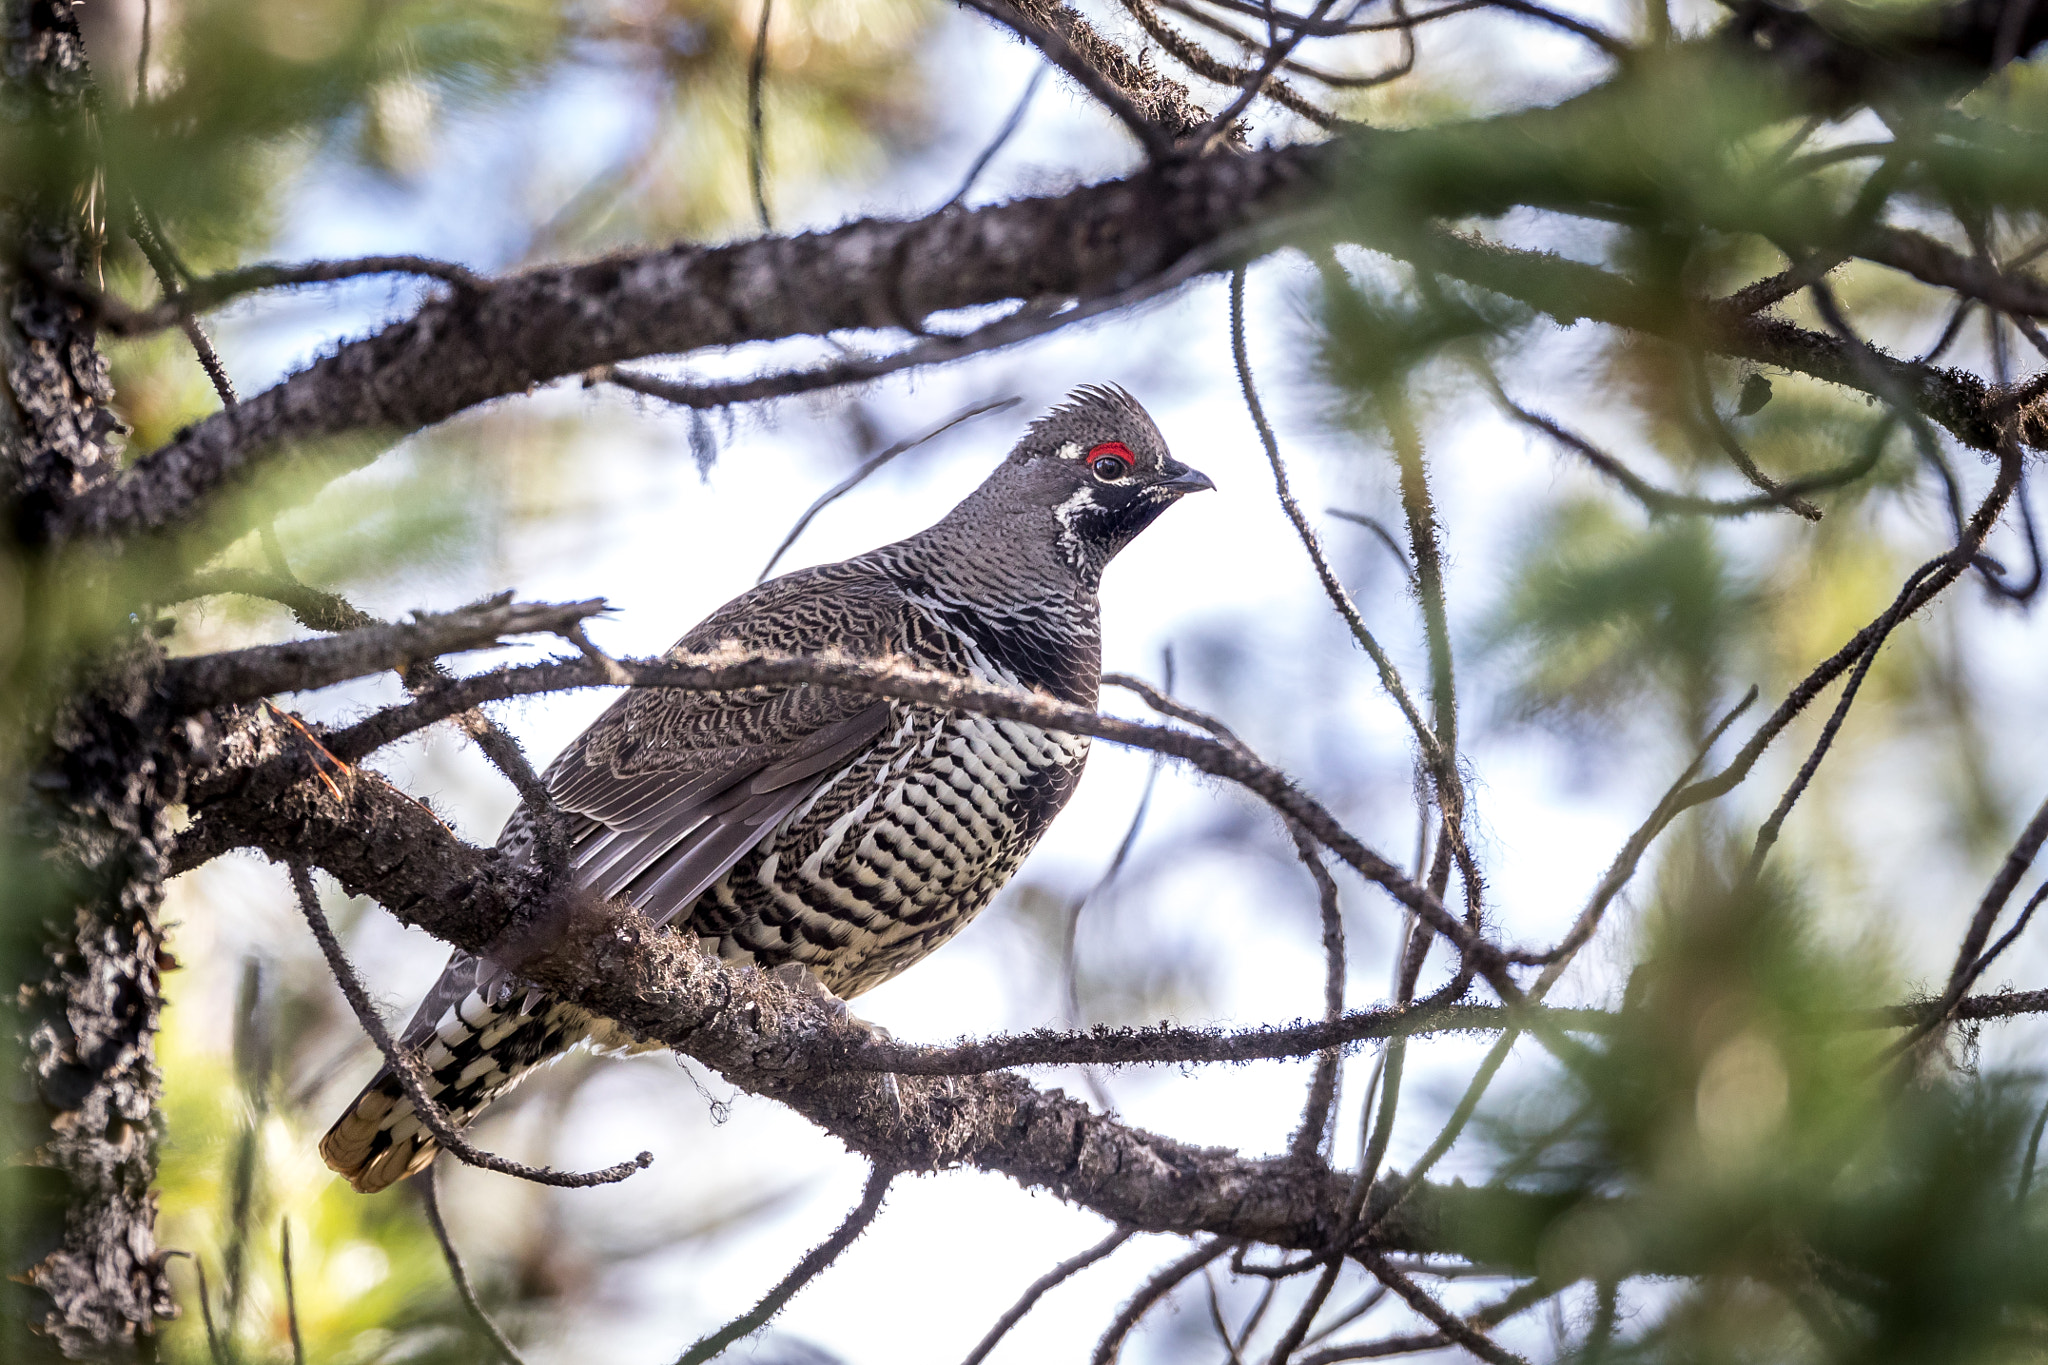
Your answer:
1664,431 -> 2021,842
419,1163 -> 530,1365
1326,509 -> 1416,583
961,1227 -> 1135,1365
958,0 -> 1175,157
136,0 -> 152,102
2019,1096 -> 2048,1204
747,0 -> 774,232
280,1219 -> 306,1365
1289,823 -> 1346,1158
1516,686 -> 1759,969
758,396 -> 1020,582
1961,881 -> 2048,999
1061,648 -> 1179,1112
1298,1331 -> 1452,1362
1060,725 -> 1165,1112
1357,1251 -> 1530,1365
1205,1266 -> 1248,1365
127,206 -> 238,406
1230,266 -> 1441,772
1297,1279 -> 1555,1363
1178,0 -> 1625,52
1746,557 -> 1949,877
86,254 -> 487,336
673,1166 -> 896,1365
1919,298 -> 1978,364
1485,372 -> 1884,518
1887,792 -> 2048,1061
1090,1238 -> 1234,1364
940,67 -> 1047,210
1300,1283 -> 1388,1348
190,1255 -> 228,1365
1189,0 -> 1341,155
1125,0 -> 1347,128
1686,354 -> 1821,520
1384,386 -> 1483,942
287,862 -> 653,1188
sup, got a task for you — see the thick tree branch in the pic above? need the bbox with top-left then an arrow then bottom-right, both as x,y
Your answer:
176,715 -> 1536,1260
44,8 -> 2048,556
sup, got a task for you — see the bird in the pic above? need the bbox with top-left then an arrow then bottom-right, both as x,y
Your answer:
320,384 -> 1213,1193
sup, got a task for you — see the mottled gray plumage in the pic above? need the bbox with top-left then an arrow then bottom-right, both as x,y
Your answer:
321,385 -> 1210,1191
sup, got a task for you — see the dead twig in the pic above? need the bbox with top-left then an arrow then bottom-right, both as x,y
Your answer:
419,1164 -> 530,1365
939,67 -> 1047,210
287,862 -> 653,1189
747,0 -> 774,231
1357,1251 -> 1530,1365
1686,354 -> 1821,520
673,1166 -> 895,1365
961,1227 -> 1135,1365
1230,266 -> 1443,775
1090,1238 -> 1235,1364
158,593 -> 610,708
87,253 -> 487,336
758,396 -> 1019,583
1289,823 -> 1347,1158
957,0 -> 1176,158
1485,372 -> 1885,518
589,213 -> 1301,415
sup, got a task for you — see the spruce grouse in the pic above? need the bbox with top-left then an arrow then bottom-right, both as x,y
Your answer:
321,385 -> 1212,1192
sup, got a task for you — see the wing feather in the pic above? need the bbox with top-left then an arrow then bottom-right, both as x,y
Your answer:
519,562 -> 912,939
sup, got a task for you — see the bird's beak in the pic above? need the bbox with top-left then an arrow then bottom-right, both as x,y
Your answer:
1157,462 -> 1216,496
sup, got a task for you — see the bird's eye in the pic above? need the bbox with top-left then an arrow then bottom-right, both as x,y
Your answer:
1088,442 -> 1134,479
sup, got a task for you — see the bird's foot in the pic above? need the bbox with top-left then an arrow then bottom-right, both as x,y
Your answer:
769,962 -> 903,1119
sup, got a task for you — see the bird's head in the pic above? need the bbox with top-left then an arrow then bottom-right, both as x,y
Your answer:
988,384 -> 1214,584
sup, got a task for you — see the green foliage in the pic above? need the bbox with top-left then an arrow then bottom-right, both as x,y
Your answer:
1482,500 -> 1755,739
1468,848 -> 2048,1365
153,948 -> 497,1365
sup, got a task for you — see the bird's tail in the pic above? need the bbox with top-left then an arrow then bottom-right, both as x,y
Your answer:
320,989 -> 595,1193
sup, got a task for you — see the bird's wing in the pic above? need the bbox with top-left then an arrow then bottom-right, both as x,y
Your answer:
540,562 -> 910,930
560,701 -> 889,922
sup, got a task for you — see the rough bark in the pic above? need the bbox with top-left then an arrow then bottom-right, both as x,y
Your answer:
0,3 -> 177,1356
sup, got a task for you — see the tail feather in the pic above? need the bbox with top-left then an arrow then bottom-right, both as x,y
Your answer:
320,989 -> 594,1193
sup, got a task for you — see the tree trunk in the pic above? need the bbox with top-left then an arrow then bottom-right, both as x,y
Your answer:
1,1 -> 177,1357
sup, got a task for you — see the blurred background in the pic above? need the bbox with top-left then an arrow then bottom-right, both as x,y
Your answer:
34,0 -> 2048,1361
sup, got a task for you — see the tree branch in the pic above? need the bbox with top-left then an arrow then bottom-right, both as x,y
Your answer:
77,254 -> 487,337
48,15 -> 2048,555
175,711 -> 1536,1259
179,646 -> 1519,995
156,594 -> 608,709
